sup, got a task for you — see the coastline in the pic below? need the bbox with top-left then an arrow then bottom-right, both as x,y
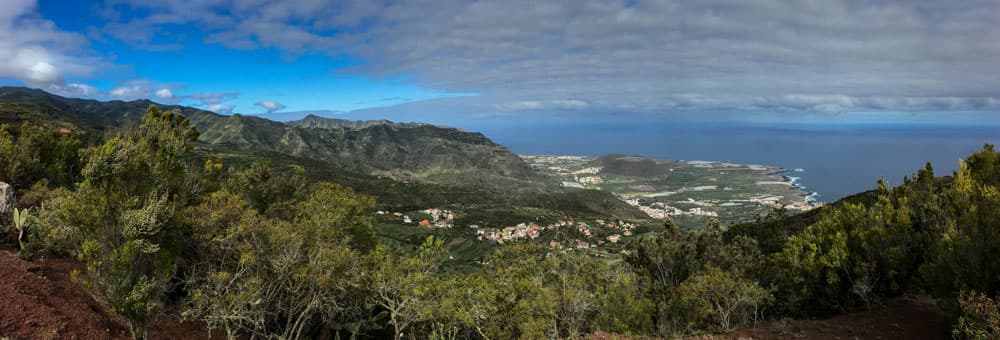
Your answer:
772,168 -> 822,204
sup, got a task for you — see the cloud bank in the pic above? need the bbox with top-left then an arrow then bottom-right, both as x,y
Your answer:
95,0 -> 1000,114
0,0 -> 103,97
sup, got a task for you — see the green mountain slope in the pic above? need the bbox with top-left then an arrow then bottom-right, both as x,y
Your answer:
0,87 -> 538,192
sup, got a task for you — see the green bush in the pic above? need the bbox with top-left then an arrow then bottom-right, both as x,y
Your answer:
675,266 -> 771,332
69,105 -> 197,339
184,183 -> 377,339
25,187 -> 81,256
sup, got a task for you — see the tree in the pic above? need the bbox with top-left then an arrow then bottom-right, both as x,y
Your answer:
0,123 -> 83,190
431,272 -> 500,339
922,144 -> 1000,301
70,105 -> 197,339
775,178 -> 916,314
224,160 -> 307,220
182,191 -> 264,339
185,182 -> 375,339
594,267 -> 656,335
553,253 -> 598,337
622,221 -> 734,335
369,236 -> 448,340
295,182 -> 377,252
622,226 -> 698,295
676,266 -> 771,332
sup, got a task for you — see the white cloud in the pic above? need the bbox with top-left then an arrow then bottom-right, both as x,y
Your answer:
86,1 -> 1000,113
67,83 -> 99,96
255,100 -> 286,113
104,80 -> 189,102
25,61 -> 62,85
155,88 -> 174,100
185,92 -> 240,113
188,92 -> 238,105
206,104 -> 235,114
109,84 -> 149,99
499,99 -> 590,111
0,0 -> 101,94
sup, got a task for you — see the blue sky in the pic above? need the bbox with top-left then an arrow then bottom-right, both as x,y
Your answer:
1,0 -> 999,125
11,1 -> 464,115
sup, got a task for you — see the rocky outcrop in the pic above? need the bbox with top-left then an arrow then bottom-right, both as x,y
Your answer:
0,181 -> 12,229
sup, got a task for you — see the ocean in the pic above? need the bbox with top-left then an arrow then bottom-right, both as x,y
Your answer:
474,121 -> 1000,202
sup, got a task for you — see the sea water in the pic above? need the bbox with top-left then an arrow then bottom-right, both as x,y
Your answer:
477,121 -> 1000,202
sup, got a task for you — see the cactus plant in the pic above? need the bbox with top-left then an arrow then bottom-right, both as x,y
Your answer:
13,207 -> 29,250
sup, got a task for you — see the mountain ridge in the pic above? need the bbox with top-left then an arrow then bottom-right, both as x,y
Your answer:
0,86 -> 538,192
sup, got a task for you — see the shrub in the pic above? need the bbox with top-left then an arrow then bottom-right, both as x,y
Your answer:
954,291 -> 1000,339
185,183 -> 376,339
70,105 -> 198,339
25,187 -> 82,256
675,266 -> 771,332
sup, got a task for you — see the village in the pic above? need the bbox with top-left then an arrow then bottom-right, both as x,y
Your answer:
377,206 -> 643,254
472,217 -> 638,245
522,154 -> 822,226
377,207 -> 456,228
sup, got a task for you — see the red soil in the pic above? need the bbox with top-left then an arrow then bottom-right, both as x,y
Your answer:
0,250 -> 215,339
0,250 -> 130,339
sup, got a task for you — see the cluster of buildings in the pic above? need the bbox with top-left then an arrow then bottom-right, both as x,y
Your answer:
549,235 -> 623,253
550,239 -> 597,250
522,155 -> 593,176
572,167 -> 602,175
423,208 -> 454,221
474,219 -> 581,244
576,222 -> 592,237
576,175 -> 603,184
741,194 -> 819,211
477,222 -> 544,244
593,219 -> 637,235
571,167 -> 605,185
476,217 -> 638,256
624,198 -> 721,218
377,208 -> 456,228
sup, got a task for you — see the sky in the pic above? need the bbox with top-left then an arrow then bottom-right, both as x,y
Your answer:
1,0 -> 999,125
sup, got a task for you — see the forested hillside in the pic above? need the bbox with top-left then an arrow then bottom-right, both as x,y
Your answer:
2,103 -> 1000,339
0,87 -> 538,193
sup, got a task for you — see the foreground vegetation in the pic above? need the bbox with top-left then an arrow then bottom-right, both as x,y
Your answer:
2,105 -> 1000,339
